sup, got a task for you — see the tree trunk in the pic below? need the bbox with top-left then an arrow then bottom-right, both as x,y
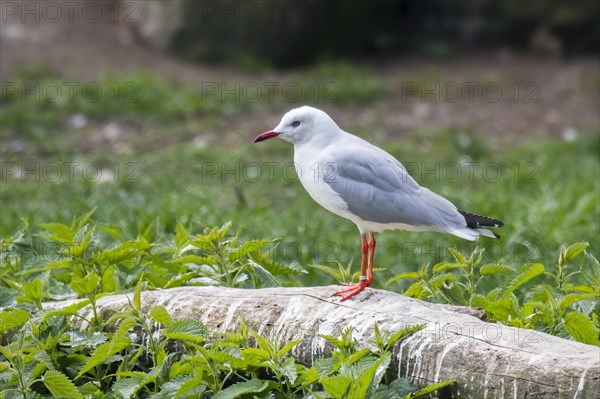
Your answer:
47,286 -> 599,398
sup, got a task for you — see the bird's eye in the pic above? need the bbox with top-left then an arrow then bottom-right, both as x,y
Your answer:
292,121 -> 300,127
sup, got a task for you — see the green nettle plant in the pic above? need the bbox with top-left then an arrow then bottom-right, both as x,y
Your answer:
1,215 -> 455,398
0,213 -> 598,398
0,275 -> 449,398
169,221 -> 305,289
387,243 -> 600,345
1,212 -> 302,303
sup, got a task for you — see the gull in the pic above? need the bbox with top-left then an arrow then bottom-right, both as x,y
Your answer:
253,106 -> 503,300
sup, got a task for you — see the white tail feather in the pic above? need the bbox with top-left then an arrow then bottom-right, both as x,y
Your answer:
476,228 -> 498,239
449,228 -> 479,241
449,227 -> 498,241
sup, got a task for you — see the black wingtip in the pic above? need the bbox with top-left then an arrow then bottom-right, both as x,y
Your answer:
459,211 -> 504,229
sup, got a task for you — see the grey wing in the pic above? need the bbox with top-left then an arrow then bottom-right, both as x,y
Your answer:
323,147 -> 467,231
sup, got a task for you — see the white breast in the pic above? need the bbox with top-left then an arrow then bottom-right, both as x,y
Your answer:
293,150 -> 356,222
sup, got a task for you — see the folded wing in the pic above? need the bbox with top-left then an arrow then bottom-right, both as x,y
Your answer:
322,146 -> 468,232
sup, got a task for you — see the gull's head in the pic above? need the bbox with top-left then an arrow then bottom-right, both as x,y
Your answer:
254,106 -> 341,146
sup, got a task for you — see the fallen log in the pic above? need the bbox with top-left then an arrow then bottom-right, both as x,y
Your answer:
46,286 -> 599,398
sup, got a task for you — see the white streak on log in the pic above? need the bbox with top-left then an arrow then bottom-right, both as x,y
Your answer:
397,332 -> 419,379
574,367 -> 588,399
434,338 -> 460,382
222,298 -> 244,331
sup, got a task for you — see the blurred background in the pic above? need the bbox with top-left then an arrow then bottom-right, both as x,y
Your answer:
1,0 -> 599,289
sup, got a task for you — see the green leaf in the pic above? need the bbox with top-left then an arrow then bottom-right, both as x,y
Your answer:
250,249 -> 306,278
242,347 -> 270,362
564,285 -> 596,294
156,375 -> 206,399
322,373 -> 353,398
404,282 -> 425,299
480,263 -> 515,276
560,242 -> 589,264
34,350 -> 57,372
165,271 -> 196,288
319,334 -> 342,351
280,356 -> 298,384
37,223 -> 74,241
386,272 -> 419,285
24,360 -> 47,384
163,319 -> 209,343
0,345 -> 14,360
470,293 -> 489,309
503,263 -> 544,297
251,331 -> 274,353
448,248 -> 467,264
70,273 -> 100,296
115,367 -> 160,398
559,293 -> 597,309
229,240 -> 271,261
384,324 -> 425,350
0,308 -> 29,334
371,377 -> 415,399
481,296 -> 516,324
174,374 -> 207,398
93,240 -> 147,265
432,262 -> 463,274
175,223 -> 190,247
68,229 -> 95,258
418,264 -> 430,279
42,370 -> 83,399
134,274 -> 144,310
191,222 -> 232,249
101,225 -> 126,241
350,353 -> 391,398
62,331 -> 108,349
296,366 -> 319,388
114,316 -> 137,338
430,273 -> 456,290
141,220 -> 156,242
71,208 -> 96,234
310,264 -> 342,282
346,348 -> 372,366
22,279 -> 43,301
0,361 -> 10,373
563,312 -> 600,345
315,357 -> 337,377
406,380 -> 454,398
44,259 -> 72,270
77,335 -> 131,378
149,305 -> 174,327
211,379 -> 269,399
278,340 -> 301,358
102,265 -> 119,293
113,377 -> 143,399
247,260 -> 280,287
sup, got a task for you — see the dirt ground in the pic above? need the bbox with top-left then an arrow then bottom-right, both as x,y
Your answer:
2,0 -> 599,145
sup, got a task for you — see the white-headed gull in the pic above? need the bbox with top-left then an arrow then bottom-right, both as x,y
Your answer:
254,106 -> 503,300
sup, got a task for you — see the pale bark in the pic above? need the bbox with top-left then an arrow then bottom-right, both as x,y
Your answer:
45,286 -> 600,398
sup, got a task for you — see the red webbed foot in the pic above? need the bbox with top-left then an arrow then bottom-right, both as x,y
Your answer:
333,281 -> 367,301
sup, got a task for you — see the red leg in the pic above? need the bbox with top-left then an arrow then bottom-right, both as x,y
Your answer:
341,233 -> 368,286
366,232 -> 375,287
333,233 -> 369,301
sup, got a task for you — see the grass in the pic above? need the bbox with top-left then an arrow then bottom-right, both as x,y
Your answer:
0,61 -> 385,147
1,68 -> 599,294
2,130 -> 599,292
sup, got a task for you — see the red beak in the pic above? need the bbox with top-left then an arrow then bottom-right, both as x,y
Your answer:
253,130 -> 280,143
